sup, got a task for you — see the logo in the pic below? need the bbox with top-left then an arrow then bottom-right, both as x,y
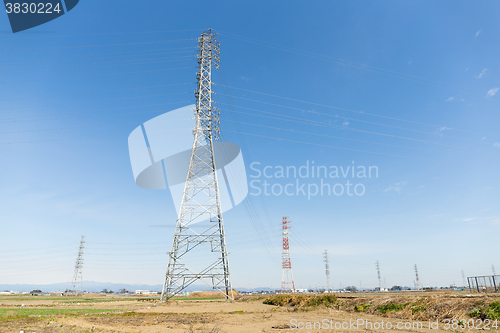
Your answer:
3,0 -> 79,33
128,105 -> 248,223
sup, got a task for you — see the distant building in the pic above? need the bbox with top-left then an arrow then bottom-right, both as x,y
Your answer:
135,290 -> 159,295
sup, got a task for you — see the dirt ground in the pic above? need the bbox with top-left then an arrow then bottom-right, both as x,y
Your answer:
1,292 -> 499,333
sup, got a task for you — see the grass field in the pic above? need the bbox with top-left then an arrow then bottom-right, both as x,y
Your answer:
0,291 -> 499,332
0,308 -> 121,318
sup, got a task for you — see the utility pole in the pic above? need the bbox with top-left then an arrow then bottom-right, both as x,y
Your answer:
376,260 -> 382,291
161,29 -> 232,301
69,236 -> 85,296
323,250 -> 331,292
281,217 -> 295,293
414,264 -> 420,290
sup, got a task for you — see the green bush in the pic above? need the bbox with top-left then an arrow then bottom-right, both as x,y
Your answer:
263,295 -> 293,306
263,294 -> 336,308
469,301 -> 500,320
354,303 -> 372,312
307,295 -> 337,307
410,305 -> 428,314
375,302 -> 410,314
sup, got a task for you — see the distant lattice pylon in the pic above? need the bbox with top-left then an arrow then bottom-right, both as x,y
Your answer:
323,250 -> 331,292
414,264 -> 420,290
281,217 -> 295,293
69,235 -> 85,296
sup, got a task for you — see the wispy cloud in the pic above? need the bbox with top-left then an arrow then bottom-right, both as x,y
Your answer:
446,96 -> 454,102
384,181 -> 408,193
342,121 -> 349,127
435,126 -> 451,134
494,142 -> 500,148
476,68 -> 487,79
461,217 -> 478,222
475,29 -> 482,37
486,87 -> 499,97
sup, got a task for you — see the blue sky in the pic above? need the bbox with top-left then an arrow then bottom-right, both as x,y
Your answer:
0,0 -> 499,291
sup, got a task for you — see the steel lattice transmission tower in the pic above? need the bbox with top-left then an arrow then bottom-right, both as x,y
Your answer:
323,250 -> 331,292
414,264 -> 420,290
376,260 -> 382,291
69,235 -> 85,296
161,30 -> 233,301
281,217 -> 295,293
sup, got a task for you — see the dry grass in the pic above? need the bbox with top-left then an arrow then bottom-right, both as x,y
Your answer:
189,290 -> 239,299
337,294 -> 500,321
263,294 -> 337,309
260,293 -> 500,321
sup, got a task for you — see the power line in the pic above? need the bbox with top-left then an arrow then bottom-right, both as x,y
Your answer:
0,128 -> 190,145
0,66 -> 196,84
215,31 -> 479,94
0,47 -> 197,65
0,29 -> 204,39
217,100 -> 493,146
0,82 -> 195,102
0,38 -> 197,54
220,107 -> 496,157
0,101 -> 192,123
0,91 -> 192,112
0,55 -> 196,75
215,63 -> 279,265
218,108 -> 498,156
224,129 -> 495,167
215,84 -> 494,138
0,118 -> 192,135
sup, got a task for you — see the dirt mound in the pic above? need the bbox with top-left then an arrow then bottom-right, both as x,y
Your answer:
337,294 -> 500,321
261,293 -> 500,321
189,290 -> 239,298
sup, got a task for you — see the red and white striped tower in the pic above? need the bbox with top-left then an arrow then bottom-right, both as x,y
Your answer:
414,264 -> 420,290
281,217 -> 295,293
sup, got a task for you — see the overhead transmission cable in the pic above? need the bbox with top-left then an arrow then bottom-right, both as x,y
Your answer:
224,129 -> 496,167
217,108 -> 499,156
0,38 -> 198,54
0,82 -> 195,102
0,55 -> 196,75
0,47 -> 197,64
217,100 -> 493,146
214,84 -> 494,138
0,91 -> 192,112
0,66 -> 196,84
0,100 -> 193,123
215,31 -> 479,93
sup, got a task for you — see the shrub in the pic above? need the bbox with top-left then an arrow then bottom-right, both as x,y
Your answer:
354,303 -> 372,312
306,295 -> 337,307
375,302 -> 410,314
410,305 -> 428,314
469,301 -> 500,320
263,294 -> 336,308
